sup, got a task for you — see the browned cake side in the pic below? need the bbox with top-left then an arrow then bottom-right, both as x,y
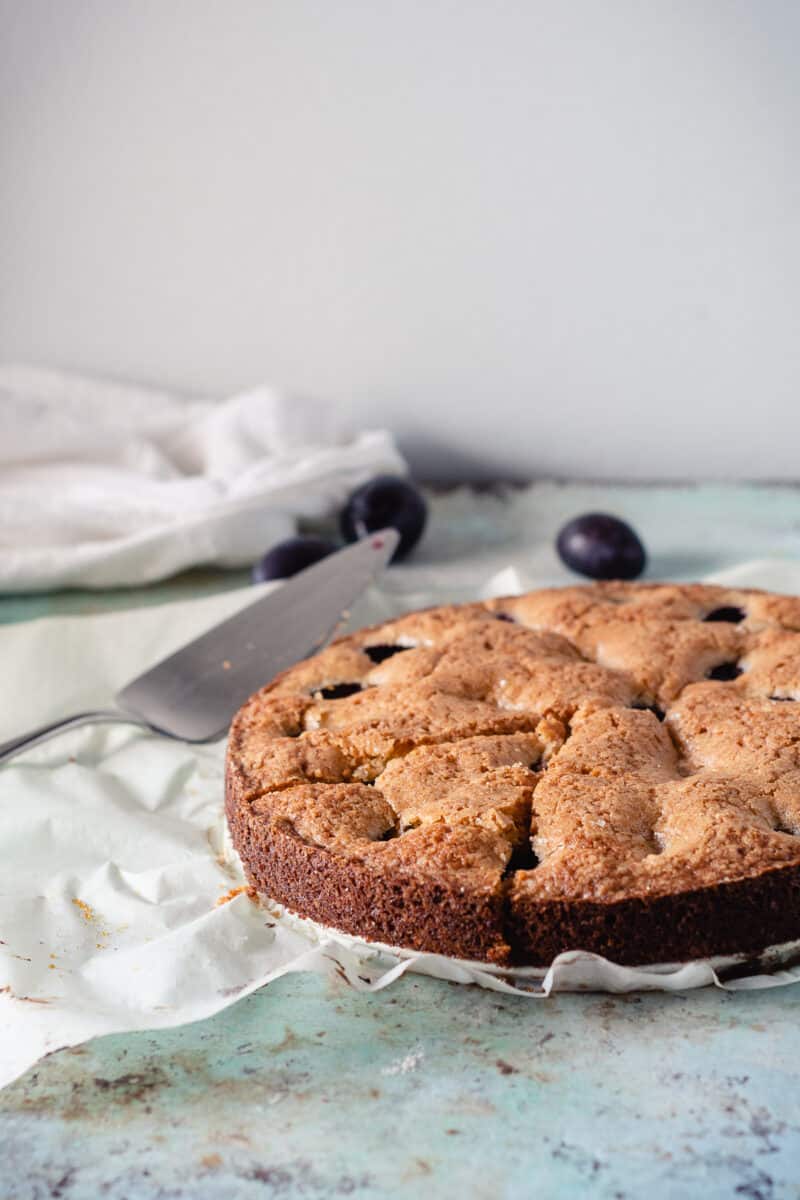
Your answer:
225,583 -> 800,965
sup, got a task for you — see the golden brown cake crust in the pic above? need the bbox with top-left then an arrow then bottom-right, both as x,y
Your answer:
225,582 -> 800,965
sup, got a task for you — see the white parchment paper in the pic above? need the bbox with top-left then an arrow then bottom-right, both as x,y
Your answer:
3,556 -> 800,1089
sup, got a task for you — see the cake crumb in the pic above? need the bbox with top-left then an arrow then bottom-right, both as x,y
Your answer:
215,886 -> 256,907
72,898 -> 95,923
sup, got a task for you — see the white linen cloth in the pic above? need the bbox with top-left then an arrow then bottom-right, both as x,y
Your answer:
2,558 -> 800,1090
0,366 -> 406,591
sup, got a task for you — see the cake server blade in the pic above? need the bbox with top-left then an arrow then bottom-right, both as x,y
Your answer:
0,529 -> 399,761
115,528 -> 399,740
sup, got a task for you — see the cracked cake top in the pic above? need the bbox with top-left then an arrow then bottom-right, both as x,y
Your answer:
225,582 -> 800,966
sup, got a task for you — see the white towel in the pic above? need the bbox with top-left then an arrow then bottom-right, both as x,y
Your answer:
0,366 -> 406,591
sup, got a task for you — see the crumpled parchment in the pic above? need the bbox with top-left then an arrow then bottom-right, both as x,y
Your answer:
2,555 -> 800,1090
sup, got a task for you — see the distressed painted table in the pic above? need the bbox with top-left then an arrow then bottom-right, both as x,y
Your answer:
2,484 -> 800,1200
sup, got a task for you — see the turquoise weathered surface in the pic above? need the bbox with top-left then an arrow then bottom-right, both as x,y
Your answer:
2,483 -> 800,1198
2,974 -> 798,1199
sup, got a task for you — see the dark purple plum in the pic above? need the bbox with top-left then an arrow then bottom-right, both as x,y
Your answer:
364,644 -> 410,664
556,513 -> 646,581
340,475 -> 427,561
251,535 -> 337,583
318,682 -> 362,700
703,606 -> 745,624
707,661 -> 743,682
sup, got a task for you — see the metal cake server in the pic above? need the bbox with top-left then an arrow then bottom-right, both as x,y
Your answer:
0,529 -> 399,764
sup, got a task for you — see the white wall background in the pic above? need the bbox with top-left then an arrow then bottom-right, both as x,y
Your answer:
1,0 -> 799,482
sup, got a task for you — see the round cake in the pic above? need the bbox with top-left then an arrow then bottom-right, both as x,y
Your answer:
225,582 -> 800,966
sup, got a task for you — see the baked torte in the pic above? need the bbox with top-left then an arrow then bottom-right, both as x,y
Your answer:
225,582 -> 800,966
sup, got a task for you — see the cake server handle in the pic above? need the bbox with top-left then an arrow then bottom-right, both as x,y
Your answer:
0,710 -> 158,764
